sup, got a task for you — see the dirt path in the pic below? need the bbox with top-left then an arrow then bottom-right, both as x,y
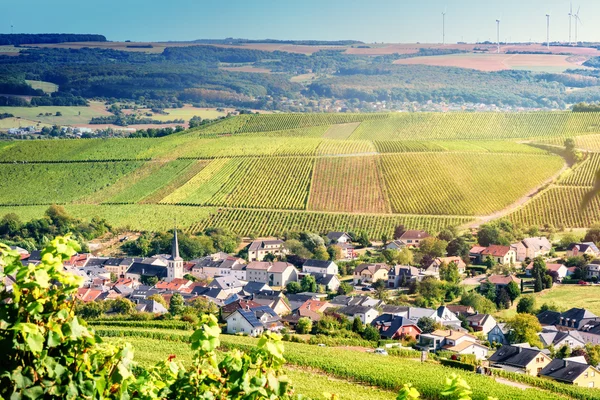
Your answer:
466,160 -> 569,229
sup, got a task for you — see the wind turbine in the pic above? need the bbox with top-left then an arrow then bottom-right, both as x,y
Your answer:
442,7 -> 447,45
568,3 -> 573,45
496,18 -> 501,54
574,6 -> 582,45
546,13 -> 551,49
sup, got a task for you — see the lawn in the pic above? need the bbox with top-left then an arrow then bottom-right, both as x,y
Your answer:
0,101 -> 111,125
533,284 -> 600,315
25,80 -> 59,93
145,106 -> 227,122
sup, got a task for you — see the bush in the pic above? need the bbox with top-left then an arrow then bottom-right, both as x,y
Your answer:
440,359 -> 477,372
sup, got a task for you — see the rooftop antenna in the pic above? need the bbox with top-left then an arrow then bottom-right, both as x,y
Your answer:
442,7 -> 447,45
10,20 -> 13,34
574,6 -> 582,45
546,13 -> 551,49
496,18 -> 501,54
568,3 -> 573,45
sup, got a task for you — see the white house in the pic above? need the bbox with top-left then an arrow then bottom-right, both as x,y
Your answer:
247,239 -> 288,262
302,259 -> 339,276
511,237 -> 552,262
337,305 -> 379,324
526,263 -> 570,280
268,262 -> 298,287
326,232 -> 352,244
225,306 -> 281,337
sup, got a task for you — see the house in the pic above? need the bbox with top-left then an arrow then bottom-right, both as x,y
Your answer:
134,299 -> 168,314
466,313 -> 497,334
268,262 -> 298,287
526,262 -> 570,280
9,246 -> 30,260
337,305 -> 379,324
541,359 -> 600,387
247,239 -> 288,262
446,305 -> 476,317
330,295 -> 384,309
76,287 -> 103,302
539,329 -> 586,349
371,314 -> 422,340
480,245 -> 516,265
314,274 -> 340,292
557,308 -> 599,330
155,278 -> 194,292
246,262 -> 271,283
482,275 -> 521,291
419,329 -> 487,360
338,243 -> 356,260
326,232 -> 352,244
207,276 -> 244,295
225,306 -> 282,336
388,265 -> 424,288
353,263 -> 390,285
469,246 -> 487,264
241,281 -> 272,296
489,345 -> 552,375
488,323 -> 509,345
302,259 -> 339,276
220,299 -> 262,319
425,257 -> 467,277
566,242 -> 600,259
251,292 -> 291,316
104,257 -> 137,278
578,320 -> 600,345
511,237 -> 553,262
537,310 -> 562,327
285,299 -> 331,323
384,240 -> 407,251
396,230 -> 430,248
124,262 -> 168,283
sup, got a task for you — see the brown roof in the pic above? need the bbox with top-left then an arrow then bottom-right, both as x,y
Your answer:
354,263 -> 390,275
430,329 -> 477,341
525,262 -> 564,272
481,245 -> 512,257
221,299 -> 261,314
469,246 -> 486,254
443,341 -> 488,353
76,288 -> 103,302
487,275 -> 521,285
399,230 -> 430,240
446,305 -> 475,315
247,261 -> 271,271
269,262 -> 294,273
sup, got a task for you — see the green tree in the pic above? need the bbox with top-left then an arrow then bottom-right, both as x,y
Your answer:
357,230 -> 371,247
506,281 -> 521,304
147,293 -> 167,308
296,317 -> 312,334
531,257 -> 547,292
169,292 -> 185,315
419,237 -> 448,258
496,288 -> 511,310
301,275 -> 317,293
459,292 -> 497,314
516,295 -> 536,314
559,232 -> 580,249
417,316 -> 439,334
544,274 -> 553,289
189,296 -> 219,315
337,282 -> 353,295
417,276 -> 446,307
327,245 -> 342,261
313,245 -> 329,261
286,281 -> 302,294
446,237 -> 470,260
480,281 -> 497,302
75,300 -> 105,319
440,262 -> 460,283
285,239 -> 313,259
352,316 -> 364,333
110,297 -> 135,314
506,314 -> 543,348
362,325 -> 380,341
584,224 -> 600,246
555,344 -> 572,359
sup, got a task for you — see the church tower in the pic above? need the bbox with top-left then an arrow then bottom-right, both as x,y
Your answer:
167,226 -> 184,282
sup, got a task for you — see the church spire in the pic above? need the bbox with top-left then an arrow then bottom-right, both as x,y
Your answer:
172,224 -> 181,260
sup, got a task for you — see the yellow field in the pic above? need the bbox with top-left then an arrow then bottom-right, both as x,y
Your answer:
25,80 -> 59,94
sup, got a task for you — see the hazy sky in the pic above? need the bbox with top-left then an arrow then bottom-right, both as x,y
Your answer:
2,0 -> 599,44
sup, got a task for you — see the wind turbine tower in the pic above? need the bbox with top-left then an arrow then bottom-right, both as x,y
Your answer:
442,8 -> 447,45
574,6 -> 582,45
546,14 -> 551,49
496,19 -> 500,54
568,3 -> 573,45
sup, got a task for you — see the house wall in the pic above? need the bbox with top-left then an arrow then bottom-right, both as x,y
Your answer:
325,276 -> 340,292
460,345 -> 488,360
578,331 -> 600,345
247,269 -> 268,283
226,312 -> 263,336
573,367 -> 600,388
232,270 -> 247,281
488,327 -> 507,345
525,355 -> 552,376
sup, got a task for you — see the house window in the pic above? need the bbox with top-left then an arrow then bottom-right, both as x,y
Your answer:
537,368 -> 542,374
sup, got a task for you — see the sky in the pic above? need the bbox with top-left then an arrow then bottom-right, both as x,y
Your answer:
2,0 -> 600,44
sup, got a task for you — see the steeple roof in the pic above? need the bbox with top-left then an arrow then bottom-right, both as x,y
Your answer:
172,227 -> 183,261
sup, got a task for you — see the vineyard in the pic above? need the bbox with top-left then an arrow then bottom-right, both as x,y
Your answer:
379,153 -> 563,215
308,157 -> 389,213
188,208 -> 474,238
560,153 -> 600,187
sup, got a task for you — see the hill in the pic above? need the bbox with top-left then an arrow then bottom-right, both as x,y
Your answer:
2,111 -> 595,237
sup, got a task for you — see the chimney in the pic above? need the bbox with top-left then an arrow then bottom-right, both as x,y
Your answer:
518,347 -> 522,353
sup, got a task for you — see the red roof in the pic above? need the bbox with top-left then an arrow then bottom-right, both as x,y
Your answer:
399,230 -> 430,240
526,263 -> 565,272
76,288 -> 103,302
487,275 -> 521,285
155,278 -> 192,292
469,246 -> 486,254
481,245 -> 512,257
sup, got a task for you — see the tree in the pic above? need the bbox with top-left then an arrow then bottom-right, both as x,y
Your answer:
296,317 -> 312,334
394,225 -> 406,240
506,313 -> 543,348
439,262 -> 460,283
417,316 -> 439,334
544,274 -> 553,289
483,256 -> 496,270
301,275 -> 317,293
584,224 -> 600,245
286,281 -> 302,294
313,245 -> 329,261
555,344 -> 572,359
531,257 -> 547,293
506,281 -> 521,304
459,291 -> 497,314
110,297 -> 135,314
76,300 -> 104,319
352,316 -> 364,333
169,292 -> 185,315
437,228 -> 456,242
147,293 -> 167,308
477,224 -> 501,247
183,273 -> 197,282
417,276 -> 446,307
496,288 -> 511,310
357,230 -> 370,247
480,281 -> 497,302
516,295 -> 536,314
327,245 -> 342,261
301,232 -> 325,253
559,232 -> 580,249
419,237 -> 448,258
285,239 -> 313,259
446,237 -> 470,260
362,325 -> 380,341
337,282 -> 353,295
189,296 -> 218,315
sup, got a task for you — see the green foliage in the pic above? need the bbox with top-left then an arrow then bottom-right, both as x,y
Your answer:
506,314 -> 543,348
296,317 -> 313,334
301,275 -> 317,293
286,281 -> 303,294
460,292 -> 497,314
517,295 -> 536,314
169,293 -> 186,316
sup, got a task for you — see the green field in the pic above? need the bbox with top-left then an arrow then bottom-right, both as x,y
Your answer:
0,101 -> 111,125
25,80 -> 59,94
147,106 -> 227,122
1,111 -> 597,236
532,285 -> 600,315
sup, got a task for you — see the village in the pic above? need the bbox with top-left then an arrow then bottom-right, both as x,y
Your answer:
7,225 -> 600,389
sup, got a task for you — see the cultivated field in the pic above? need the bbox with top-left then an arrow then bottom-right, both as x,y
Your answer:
0,101 -> 111,126
2,111 -> 597,237
25,80 -> 58,93
394,53 -> 583,73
